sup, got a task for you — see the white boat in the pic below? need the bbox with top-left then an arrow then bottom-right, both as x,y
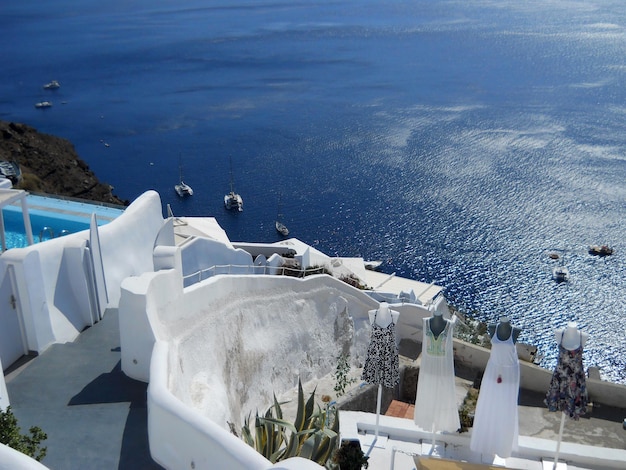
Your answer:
224,158 -> 243,211
43,80 -> 60,90
224,191 -> 243,211
35,101 -> 52,108
588,244 -> 613,256
175,181 -> 193,197
174,160 -> 193,197
275,194 -> 289,236
275,221 -> 289,237
364,260 -> 383,271
552,265 -> 569,282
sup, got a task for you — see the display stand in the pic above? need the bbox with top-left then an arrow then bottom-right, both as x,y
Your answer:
359,384 -> 387,448
420,421 -> 446,458
359,386 -> 388,449
361,383 -> 388,449
542,460 -> 567,470
541,413 -> 568,469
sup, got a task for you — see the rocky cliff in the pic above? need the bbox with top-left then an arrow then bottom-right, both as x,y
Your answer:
0,120 -> 127,206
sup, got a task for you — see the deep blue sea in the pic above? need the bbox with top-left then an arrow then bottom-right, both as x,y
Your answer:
2,0 -> 625,383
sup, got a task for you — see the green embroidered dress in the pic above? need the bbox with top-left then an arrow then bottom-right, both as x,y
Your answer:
413,316 -> 460,432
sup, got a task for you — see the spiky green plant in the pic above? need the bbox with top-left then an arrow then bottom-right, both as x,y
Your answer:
238,379 -> 339,465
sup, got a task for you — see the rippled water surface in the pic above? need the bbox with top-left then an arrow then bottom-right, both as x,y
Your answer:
1,0 -> 625,382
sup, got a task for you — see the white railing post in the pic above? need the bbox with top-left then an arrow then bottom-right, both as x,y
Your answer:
390,446 -> 397,470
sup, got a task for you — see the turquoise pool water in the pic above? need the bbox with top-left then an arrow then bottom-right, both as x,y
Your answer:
2,194 -> 125,248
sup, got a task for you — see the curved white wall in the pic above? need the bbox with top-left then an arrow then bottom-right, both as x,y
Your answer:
119,268 -> 383,469
170,275 -> 376,428
96,190 -> 165,306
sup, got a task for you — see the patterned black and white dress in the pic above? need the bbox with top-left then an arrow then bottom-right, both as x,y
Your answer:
545,332 -> 588,420
361,311 -> 400,388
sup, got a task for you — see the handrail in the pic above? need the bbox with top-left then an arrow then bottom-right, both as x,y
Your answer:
39,226 -> 54,242
373,272 -> 396,289
182,264 -> 329,284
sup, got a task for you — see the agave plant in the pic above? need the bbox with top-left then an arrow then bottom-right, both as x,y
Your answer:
238,379 -> 339,465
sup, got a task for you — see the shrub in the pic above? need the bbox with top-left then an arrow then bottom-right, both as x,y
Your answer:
338,274 -> 367,290
16,173 -> 43,192
330,439 -> 369,470
0,406 -> 47,462
333,354 -> 357,398
458,387 -> 479,432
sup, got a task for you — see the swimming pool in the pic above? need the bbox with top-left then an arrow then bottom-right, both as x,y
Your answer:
2,194 -> 125,249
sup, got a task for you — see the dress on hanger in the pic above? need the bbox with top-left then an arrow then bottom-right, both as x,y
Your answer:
545,332 -> 588,420
413,316 -> 460,433
470,322 -> 520,458
361,310 -> 400,388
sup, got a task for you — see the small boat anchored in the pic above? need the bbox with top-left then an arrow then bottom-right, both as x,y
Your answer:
552,265 -> 569,283
174,159 -> 193,197
43,80 -> 60,90
275,193 -> 289,236
551,248 -> 569,282
364,260 -> 383,271
224,157 -> 243,211
34,101 -> 52,109
275,220 -> 289,237
588,244 -> 613,256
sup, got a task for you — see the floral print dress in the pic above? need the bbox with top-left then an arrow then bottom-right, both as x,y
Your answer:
545,333 -> 588,420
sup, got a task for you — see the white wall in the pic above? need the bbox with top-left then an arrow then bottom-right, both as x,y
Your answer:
96,190 -> 165,307
0,190 -> 165,361
0,356 -> 8,410
118,267 -> 388,470
179,236 -> 253,286
0,443 -> 50,470
148,341 -> 273,470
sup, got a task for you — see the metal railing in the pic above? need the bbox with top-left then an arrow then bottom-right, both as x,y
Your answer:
182,263 -> 329,285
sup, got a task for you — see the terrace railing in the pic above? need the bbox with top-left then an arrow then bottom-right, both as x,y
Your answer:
182,264 -> 328,287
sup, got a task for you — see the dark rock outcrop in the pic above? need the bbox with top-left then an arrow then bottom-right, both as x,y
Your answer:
0,121 -> 127,206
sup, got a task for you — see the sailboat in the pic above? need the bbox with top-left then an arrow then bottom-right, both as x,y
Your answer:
275,193 -> 289,236
174,159 -> 193,197
552,265 -> 569,282
552,249 -> 569,282
224,157 -> 243,211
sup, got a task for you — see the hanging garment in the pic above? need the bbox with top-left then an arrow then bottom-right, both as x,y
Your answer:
361,311 -> 400,388
544,332 -> 588,420
413,317 -> 460,433
470,324 -> 520,458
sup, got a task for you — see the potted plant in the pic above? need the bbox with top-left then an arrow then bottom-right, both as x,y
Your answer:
331,439 -> 369,470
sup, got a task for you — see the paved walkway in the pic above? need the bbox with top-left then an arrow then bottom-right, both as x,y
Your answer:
5,309 -> 161,470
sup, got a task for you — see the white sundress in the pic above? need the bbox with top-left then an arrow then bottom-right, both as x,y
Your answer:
470,324 -> 520,458
413,316 -> 460,433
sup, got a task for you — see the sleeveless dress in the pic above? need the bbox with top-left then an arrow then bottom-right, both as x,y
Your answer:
470,325 -> 520,458
544,333 -> 588,420
413,317 -> 460,433
361,312 -> 400,388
